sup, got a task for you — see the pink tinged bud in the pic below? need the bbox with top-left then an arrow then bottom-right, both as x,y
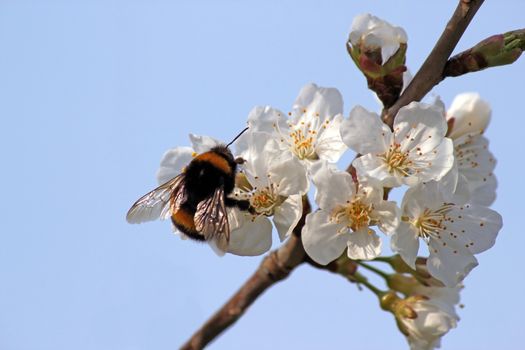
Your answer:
347,14 -> 408,107
445,29 -> 524,77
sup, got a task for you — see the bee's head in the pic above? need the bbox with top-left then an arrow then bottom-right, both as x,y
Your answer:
210,145 -> 235,162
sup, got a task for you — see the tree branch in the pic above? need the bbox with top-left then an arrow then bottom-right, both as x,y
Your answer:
382,0 -> 484,127
180,200 -> 310,350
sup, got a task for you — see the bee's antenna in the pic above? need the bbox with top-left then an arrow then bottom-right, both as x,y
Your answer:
226,127 -> 249,147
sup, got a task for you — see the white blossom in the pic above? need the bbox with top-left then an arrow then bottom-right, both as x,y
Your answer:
349,13 -> 407,64
302,162 -> 399,264
391,180 -> 502,287
230,131 -> 308,243
400,294 -> 459,350
246,83 -> 347,169
444,93 -> 497,205
341,102 -> 454,187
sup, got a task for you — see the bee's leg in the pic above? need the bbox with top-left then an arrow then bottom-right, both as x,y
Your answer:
224,197 -> 251,212
234,157 -> 246,165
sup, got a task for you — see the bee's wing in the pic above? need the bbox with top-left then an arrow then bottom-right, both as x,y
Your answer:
126,174 -> 186,224
194,186 -> 230,251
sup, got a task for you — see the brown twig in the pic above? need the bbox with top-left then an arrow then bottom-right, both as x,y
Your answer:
382,0 -> 484,127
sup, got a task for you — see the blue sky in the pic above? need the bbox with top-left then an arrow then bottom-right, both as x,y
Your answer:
1,1 -> 524,349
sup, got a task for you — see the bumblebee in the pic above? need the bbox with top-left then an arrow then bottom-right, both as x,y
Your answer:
126,128 -> 250,251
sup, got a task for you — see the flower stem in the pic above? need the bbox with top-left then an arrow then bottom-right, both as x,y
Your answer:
352,271 -> 385,297
373,255 -> 393,263
357,261 -> 390,280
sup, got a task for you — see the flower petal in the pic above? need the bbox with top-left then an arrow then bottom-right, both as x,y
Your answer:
346,228 -> 382,260
353,154 -> 400,188
311,161 -> 354,209
237,131 -> 282,187
302,210 -> 349,265
470,174 -> 497,206
374,200 -> 400,235
391,222 -> 420,269
446,204 -> 502,254
340,105 -> 391,155
246,105 -> 288,135
315,114 -> 348,163
293,83 -> 343,118
270,155 -> 309,196
273,194 -> 303,241
427,239 -> 478,287
394,102 -> 447,139
189,134 -> 222,154
156,146 -> 194,185
227,212 -> 273,256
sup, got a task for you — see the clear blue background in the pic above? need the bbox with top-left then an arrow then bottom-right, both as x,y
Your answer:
1,1 -> 523,349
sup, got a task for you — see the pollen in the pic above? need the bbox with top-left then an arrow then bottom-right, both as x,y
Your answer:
290,128 -> 316,160
379,143 -> 413,177
248,183 -> 283,216
331,199 -> 376,233
412,203 -> 455,240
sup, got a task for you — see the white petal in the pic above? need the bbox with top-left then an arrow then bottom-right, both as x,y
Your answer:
448,172 -> 472,205
402,181 -> 446,217
447,93 -> 491,139
156,146 -> 194,185
227,214 -> 273,256
293,83 -> 343,118
189,134 -> 222,154
391,222 -> 420,269
302,210 -> 349,265
446,204 -> 502,254
346,228 -> 382,260
454,135 -> 496,189
273,195 -> 303,241
238,131 -> 281,181
394,102 -> 448,138
315,114 -> 348,163
246,105 -> 288,135
439,161 -> 460,200
470,174 -> 497,206
427,239 -> 478,287
353,154 -> 401,188
270,155 -> 309,196
374,200 -> 400,235
407,137 -> 454,185
311,162 -> 354,209
340,105 -> 391,155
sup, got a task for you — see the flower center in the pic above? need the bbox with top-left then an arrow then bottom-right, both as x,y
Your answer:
380,143 -> 412,176
406,203 -> 455,240
249,185 -> 282,216
290,128 -> 317,160
273,111 -> 331,161
331,199 -> 375,232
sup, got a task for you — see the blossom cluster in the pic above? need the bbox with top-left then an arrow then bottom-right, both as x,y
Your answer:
143,14 -> 502,350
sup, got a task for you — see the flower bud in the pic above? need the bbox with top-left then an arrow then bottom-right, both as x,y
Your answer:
446,93 -> 491,138
396,295 -> 458,350
347,14 -> 408,107
445,29 -> 525,77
